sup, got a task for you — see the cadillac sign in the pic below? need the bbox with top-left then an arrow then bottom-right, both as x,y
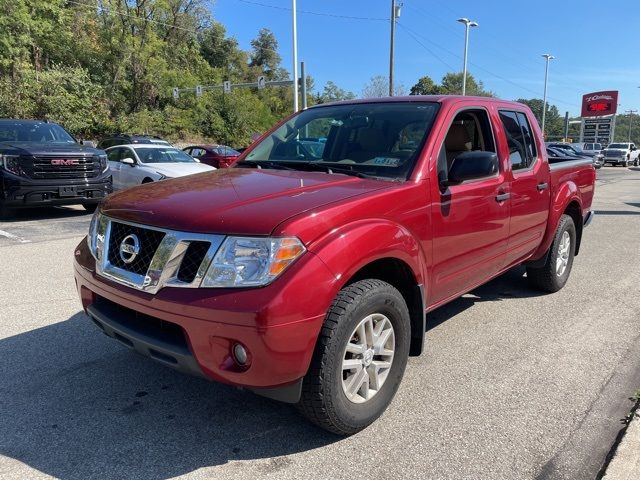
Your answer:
581,91 -> 618,117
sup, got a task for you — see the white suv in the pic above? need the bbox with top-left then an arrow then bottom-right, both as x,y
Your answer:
105,144 -> 215,191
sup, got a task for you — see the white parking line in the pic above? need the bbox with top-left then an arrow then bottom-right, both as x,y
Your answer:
0,229 -> 31,244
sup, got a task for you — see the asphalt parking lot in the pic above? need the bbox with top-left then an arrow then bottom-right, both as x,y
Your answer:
1,166 -> 639,480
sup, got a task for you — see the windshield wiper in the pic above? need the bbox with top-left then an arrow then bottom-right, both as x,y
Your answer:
306,162 -> 376,179
235,160 -> 298,171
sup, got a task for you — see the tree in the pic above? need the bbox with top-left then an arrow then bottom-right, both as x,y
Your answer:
361,75 -> 406,98
439,72 -> 493,96
199,22 -> 247,77
515,98 -> 564,138
318,81 -> 355,103
409,76 -> 440,95
249,28 -> 282,79
409,72 -> 493,97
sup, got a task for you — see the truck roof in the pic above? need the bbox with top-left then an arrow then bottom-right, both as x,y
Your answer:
312,95 -> 527,109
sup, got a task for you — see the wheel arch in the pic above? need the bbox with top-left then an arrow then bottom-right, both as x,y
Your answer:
309,219 -> 429,357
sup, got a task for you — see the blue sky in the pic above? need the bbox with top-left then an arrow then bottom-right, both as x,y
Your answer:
213,0 -> 640,116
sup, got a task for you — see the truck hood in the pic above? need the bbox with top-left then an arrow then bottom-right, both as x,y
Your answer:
145,162 -> 215,178
0,141 -> 104,156
101,168 -> 392,235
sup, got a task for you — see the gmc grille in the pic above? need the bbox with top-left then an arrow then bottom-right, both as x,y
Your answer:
28,155 -> 102,179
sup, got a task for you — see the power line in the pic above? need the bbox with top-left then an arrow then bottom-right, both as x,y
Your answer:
396,23 -> 455,71
233,0 -> 387,21
397,21 -> 576,107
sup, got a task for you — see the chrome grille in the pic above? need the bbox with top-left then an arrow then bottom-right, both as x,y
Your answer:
95,216 -> 224,293
107,222 -> 166,275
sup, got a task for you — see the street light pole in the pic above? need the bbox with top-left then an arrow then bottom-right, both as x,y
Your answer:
292,0 -> 298,112
389,1 -> 401,96
626,110 -> 638,142
541,53 -> 555,138
457,18 -> 478,96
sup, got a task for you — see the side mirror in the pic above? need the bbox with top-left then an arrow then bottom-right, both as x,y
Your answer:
631,146 -> 637,151
445,151 -> 498,186
121,157 -> 135,166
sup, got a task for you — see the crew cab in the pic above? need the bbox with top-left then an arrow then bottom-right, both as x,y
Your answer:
601,142 -> 639,167
74,96 -> 595,435
0,119 -> 112,218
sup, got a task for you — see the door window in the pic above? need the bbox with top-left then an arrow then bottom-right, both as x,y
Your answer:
437,108 -> 497,182
106,148 -> 122,162
499,110 -> 538,171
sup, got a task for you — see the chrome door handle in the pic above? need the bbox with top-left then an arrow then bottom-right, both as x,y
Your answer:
537,182 -> 549,191
495,192 -> 510,202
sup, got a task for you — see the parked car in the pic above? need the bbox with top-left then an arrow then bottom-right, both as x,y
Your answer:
105,144 -> 214,191
75,96 -> 595,435
97,134 -> 170,150
0,119 -> 112,218
576,142 -> 602,154
601,142 -> 639,167
546,145 -> 601,169
183,145 -> 240,168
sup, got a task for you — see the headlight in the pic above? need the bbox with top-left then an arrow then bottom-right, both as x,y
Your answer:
1,155 -> 25,176
98,154 -> 108,172
87,211 -> 107,261
202,236 -> 305,287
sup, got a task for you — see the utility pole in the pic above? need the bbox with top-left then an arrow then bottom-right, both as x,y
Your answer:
300,61 -> 307,110
563,111 -> 569,141
292,0 -> 299,112
625,110 -> 638,142
457,18 -> 478,96
389,1 -> 401,96
541,54 -> 555,138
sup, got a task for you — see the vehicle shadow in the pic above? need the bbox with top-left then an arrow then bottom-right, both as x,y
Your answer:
0,205 -> 90,224
427,267 -> 542,331
0,313 -> 338,480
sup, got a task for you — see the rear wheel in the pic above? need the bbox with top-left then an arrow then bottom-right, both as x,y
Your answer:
297,279 -> 410,435
0,204 -> 13,221
527,214 -> 576,293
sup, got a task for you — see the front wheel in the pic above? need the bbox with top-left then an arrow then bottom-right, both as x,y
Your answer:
82,203 -> 98,213
527,214 -> 576,293
297,279 -> 410,435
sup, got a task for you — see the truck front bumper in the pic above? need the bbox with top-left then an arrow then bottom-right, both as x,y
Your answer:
73,238 -> 336,402
1,171 -> 112,207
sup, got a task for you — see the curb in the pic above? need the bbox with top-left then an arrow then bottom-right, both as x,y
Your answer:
602,411 -> 640,480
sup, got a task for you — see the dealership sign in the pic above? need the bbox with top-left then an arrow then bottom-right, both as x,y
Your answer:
581,90 -> 619,117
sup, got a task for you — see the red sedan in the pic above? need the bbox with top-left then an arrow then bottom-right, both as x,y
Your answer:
183,145 -> 240,168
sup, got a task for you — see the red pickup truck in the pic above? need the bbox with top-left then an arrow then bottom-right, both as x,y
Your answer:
74,96 -> 595,435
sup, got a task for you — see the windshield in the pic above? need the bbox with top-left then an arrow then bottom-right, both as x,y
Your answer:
241,101 -> 440,181
608,143 -> 628,149
0,122 -> 75,144
215,147 -> 240,156
134,147 -> 197,163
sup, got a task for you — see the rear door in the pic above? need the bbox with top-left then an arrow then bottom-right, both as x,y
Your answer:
429,105 -> 510,304
498,110 -> 551,266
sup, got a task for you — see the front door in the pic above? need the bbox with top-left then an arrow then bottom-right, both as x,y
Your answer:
430,106 -> 510,305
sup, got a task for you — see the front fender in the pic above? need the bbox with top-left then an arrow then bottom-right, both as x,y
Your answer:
308,219 -> 427,291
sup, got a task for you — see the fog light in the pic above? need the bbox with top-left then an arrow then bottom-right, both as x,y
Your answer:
233,343 -> 248,366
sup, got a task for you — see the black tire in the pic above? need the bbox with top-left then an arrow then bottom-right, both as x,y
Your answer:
622,160 -> 629,167
0,204 -> 12,221
82,203 -> 98,213
527,214 -> 576,293
297,279 -> 411,435
634,158 -> 639,167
